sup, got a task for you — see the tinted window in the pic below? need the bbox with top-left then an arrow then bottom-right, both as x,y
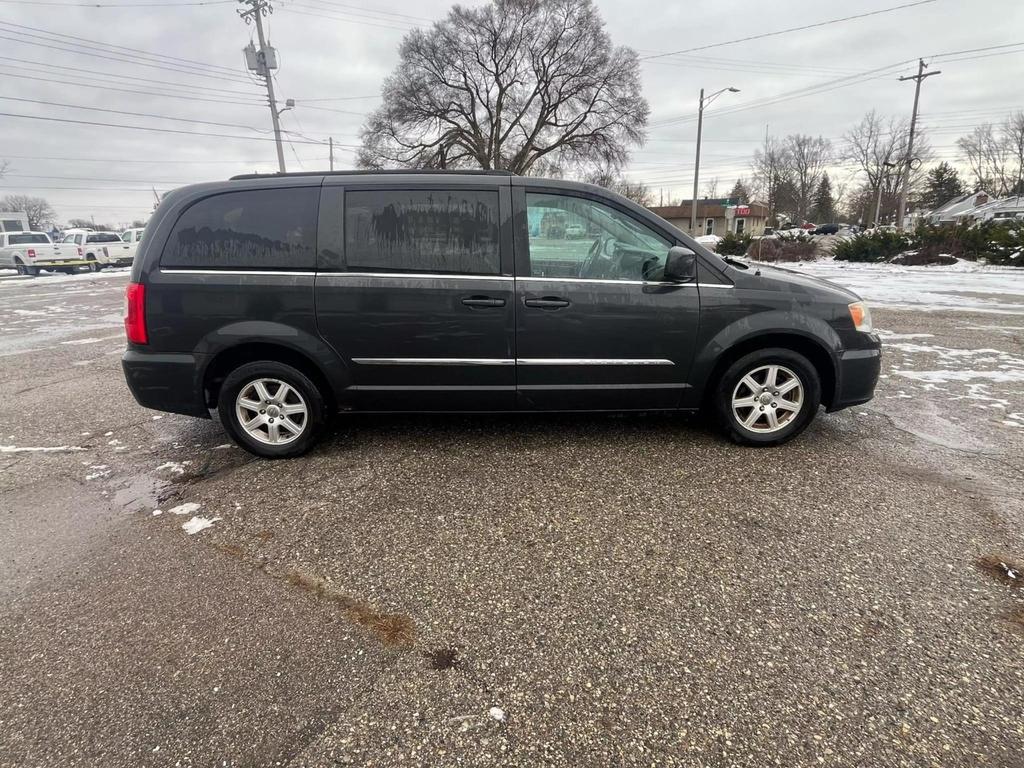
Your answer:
161,187 -> 317,269
525,193 -> 671,281
9,233 -> 50,244
343,189 -> 499,275
87,233 -> 122,243
2,219 -> 23,232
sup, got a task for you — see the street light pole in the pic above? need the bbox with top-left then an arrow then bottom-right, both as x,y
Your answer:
690,86 -> 739,236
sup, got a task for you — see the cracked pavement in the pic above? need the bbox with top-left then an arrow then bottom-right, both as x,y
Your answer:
1,269 -> 1023,767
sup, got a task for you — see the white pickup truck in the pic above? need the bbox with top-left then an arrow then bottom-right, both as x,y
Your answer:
0,231 -> 91,275
60,229 -> 135,269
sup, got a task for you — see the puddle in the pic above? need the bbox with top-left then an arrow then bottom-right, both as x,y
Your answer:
976,554 -> 1024,589
112,475 -> 171,514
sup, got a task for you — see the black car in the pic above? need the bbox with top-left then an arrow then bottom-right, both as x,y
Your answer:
813,223 -> 841,235
122,171 -> 881,458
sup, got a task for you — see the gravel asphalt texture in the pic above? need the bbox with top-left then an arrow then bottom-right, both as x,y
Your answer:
1,269 -> 1023,767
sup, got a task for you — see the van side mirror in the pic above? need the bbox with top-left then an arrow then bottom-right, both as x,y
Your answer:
664,246 -> 696,283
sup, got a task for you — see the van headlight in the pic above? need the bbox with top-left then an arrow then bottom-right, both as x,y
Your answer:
848,301 -> 872,333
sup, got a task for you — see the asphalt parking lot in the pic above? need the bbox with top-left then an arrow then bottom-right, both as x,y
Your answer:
2,268 -> 1023,767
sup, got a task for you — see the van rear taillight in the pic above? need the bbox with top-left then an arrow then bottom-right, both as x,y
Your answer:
124,283 -> 148,344
27,249 -> 36,259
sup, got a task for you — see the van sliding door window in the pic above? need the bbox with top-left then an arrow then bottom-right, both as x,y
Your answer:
160,187 -> 318,270
342,189 -> 500,275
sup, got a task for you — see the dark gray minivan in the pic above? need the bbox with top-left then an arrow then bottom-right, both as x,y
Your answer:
122,171 -> 881,458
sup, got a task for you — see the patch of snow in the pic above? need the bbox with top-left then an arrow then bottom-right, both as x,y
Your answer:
896,369 -> 1024,384
156,461 -> 191,475
60,334 -> 123,345
151,509 -> 163,516
169,501 -> 201,516
488,707 -> 506,722
182,515 -> 221,535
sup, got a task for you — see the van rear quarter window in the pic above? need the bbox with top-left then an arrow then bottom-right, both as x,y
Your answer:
342,189 -> 500,274
160,187 -> 318,269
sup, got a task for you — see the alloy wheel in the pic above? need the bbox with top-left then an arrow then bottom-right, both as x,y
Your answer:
731,364 -> 804,434
234,378 -> 308,445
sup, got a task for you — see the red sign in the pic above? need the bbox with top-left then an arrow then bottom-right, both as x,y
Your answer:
734,205 -> 751,216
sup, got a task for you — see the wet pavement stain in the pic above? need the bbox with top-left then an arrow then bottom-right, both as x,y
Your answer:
976,554 -> 1024,589
284,568 -> 415,647
423,645 -> 460,671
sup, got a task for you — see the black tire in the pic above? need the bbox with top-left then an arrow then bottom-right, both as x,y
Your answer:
712,348 -> 821,446
217,360 -> 327,459
14,260 -> 39,277
86,256 -> 101,272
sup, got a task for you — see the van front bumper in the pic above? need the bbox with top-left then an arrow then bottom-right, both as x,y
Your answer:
122,349 -> 209,418
829,345 -> 882,411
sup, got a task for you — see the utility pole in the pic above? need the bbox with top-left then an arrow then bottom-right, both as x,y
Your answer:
239,0 -> 286,173
896,58 -> 941,231
690,86 -> 739,235
329,137 -> 334,171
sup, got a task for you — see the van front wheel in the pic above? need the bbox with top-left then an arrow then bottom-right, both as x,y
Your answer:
713,348 -> 821,446
217,360 -> 326,458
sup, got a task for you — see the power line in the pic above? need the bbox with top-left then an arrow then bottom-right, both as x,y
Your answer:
2,70 -> 267,105
0,94 -> 272,132
0,0 -> 233,5
0,31 -> 255,85
640,0 -> 940,60
0,110 -> 330,145
0,56 -> 265,99
279,5 -> 414,32
0,20 -> 250,81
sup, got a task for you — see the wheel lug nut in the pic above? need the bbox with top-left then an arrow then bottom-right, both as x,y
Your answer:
759,406 -> 764,411
260,409 -> 265,414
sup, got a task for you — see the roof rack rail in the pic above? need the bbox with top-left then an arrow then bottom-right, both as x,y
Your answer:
229,169 -> 518,181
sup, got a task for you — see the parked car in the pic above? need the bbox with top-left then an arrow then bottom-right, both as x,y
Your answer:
122,171 -> 881,458
0,231 -> 90,275
813,223 -> 840,235
61,229 -> 134,269
695,234 -> 723,249
565,223 -> 586,239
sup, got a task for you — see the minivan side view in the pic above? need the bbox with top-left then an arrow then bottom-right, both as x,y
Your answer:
122,171 -> 881,458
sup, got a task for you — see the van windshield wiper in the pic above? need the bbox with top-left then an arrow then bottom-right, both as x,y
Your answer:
722,256 -> 749,270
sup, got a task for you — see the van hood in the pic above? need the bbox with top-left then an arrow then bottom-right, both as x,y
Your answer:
739,261 -> 861,302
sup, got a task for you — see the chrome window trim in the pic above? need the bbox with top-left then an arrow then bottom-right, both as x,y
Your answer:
160,268 -> 316,276
329,271 -> 512,281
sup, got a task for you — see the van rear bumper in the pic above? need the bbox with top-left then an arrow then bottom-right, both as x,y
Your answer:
122,349 -> 209,418
829,346 -> 882,411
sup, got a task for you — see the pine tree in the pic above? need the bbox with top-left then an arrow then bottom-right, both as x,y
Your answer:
811,173 -> 835,223
921,162 -> 967,210
728,178 -> 750,204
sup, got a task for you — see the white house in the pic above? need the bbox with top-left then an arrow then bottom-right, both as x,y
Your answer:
927,191 -> 993,225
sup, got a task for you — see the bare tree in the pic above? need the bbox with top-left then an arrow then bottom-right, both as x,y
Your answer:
358,0 -> 648,175
842,110 -> 931,225
0,160 -> 9,178
701,177 -> 719,199
958,111 -> 1024,196
582,162 -> 652,206
751,135 -> 792,224
785,134 -> 832,222
0,194 -> 56,230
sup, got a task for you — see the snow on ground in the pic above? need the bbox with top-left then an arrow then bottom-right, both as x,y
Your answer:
775,259 -> 1024,314
182,515 -> 221,535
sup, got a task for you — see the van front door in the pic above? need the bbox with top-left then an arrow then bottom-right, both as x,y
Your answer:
514,188 -> 700,411
315,182 -> 516,411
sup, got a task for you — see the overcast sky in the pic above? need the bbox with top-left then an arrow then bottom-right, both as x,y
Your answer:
0,0 -> 1022,225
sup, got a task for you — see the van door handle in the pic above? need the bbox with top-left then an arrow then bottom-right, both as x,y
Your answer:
524,297 -> 570,309
461,296 -> 506,308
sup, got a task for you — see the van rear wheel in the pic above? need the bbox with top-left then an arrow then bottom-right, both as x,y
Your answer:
713,348 -> 821,446
217,360 -> 327,458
